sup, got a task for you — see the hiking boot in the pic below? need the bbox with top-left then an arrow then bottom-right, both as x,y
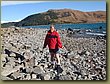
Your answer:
54,65 -> 63,75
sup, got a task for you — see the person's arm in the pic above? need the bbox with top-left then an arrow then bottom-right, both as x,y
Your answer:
57,32 -> 63,48
43,34 -> 48,49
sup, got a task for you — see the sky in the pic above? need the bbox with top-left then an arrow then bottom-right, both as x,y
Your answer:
1,1 -> 106,23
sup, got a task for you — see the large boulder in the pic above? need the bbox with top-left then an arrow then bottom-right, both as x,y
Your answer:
1,75 -> 13,80
1,65 -> 22,77
11,71 -> 21,79
1,54 -> 8,62
32,66 -> 44,74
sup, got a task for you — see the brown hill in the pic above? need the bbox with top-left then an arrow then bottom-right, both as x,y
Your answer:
45,9 -> 106,23
1,9 -> 106,27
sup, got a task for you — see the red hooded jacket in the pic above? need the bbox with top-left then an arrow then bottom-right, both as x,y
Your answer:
43,30 -> 62,49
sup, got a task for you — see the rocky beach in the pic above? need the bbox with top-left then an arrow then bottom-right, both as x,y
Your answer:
1,27 -> 106,80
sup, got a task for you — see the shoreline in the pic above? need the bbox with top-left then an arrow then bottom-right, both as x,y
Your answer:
1,26 -> 106,37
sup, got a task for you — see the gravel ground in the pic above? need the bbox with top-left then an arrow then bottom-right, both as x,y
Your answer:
1,27 -> 106,80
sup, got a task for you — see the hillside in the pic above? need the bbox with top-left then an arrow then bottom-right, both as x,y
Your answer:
1,9 -> 106,27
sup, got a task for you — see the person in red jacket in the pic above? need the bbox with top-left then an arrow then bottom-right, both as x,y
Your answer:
43,25 -> 63,66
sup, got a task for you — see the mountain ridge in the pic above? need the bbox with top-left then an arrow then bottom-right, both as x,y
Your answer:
1,9 -> 106,28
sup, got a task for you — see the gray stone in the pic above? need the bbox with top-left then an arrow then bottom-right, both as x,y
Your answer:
34,58 -> 38,66
44,74 -> 50,80
11,71 -> 21,79
10,47 -> 18,52
4,64 -> 12,69
26,74 -> 31,80
32,66 -> 43,74
10,52 -> 16,57
1,54 -> 8,62
25,67 -> 32,73
86,51 -> 91,56
24,50 -> 34,60
1,54 -> 8,67
1,75 -> 13,80
31,74 -> 37,79
1,65 -> 22,76
1,68 -> 13,77
59,75 -> 72,80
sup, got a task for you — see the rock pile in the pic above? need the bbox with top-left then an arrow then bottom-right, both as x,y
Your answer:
1,27 -> 106,80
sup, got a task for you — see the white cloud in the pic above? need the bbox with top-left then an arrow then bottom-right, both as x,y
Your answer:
1,1 -> 44,6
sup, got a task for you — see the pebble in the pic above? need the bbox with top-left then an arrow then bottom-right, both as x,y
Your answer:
44,74 -> 50,80
31,74 -> 37,79
10,52 -> 16,57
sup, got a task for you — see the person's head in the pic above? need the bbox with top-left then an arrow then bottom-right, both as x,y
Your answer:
50,25 -> 55,32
